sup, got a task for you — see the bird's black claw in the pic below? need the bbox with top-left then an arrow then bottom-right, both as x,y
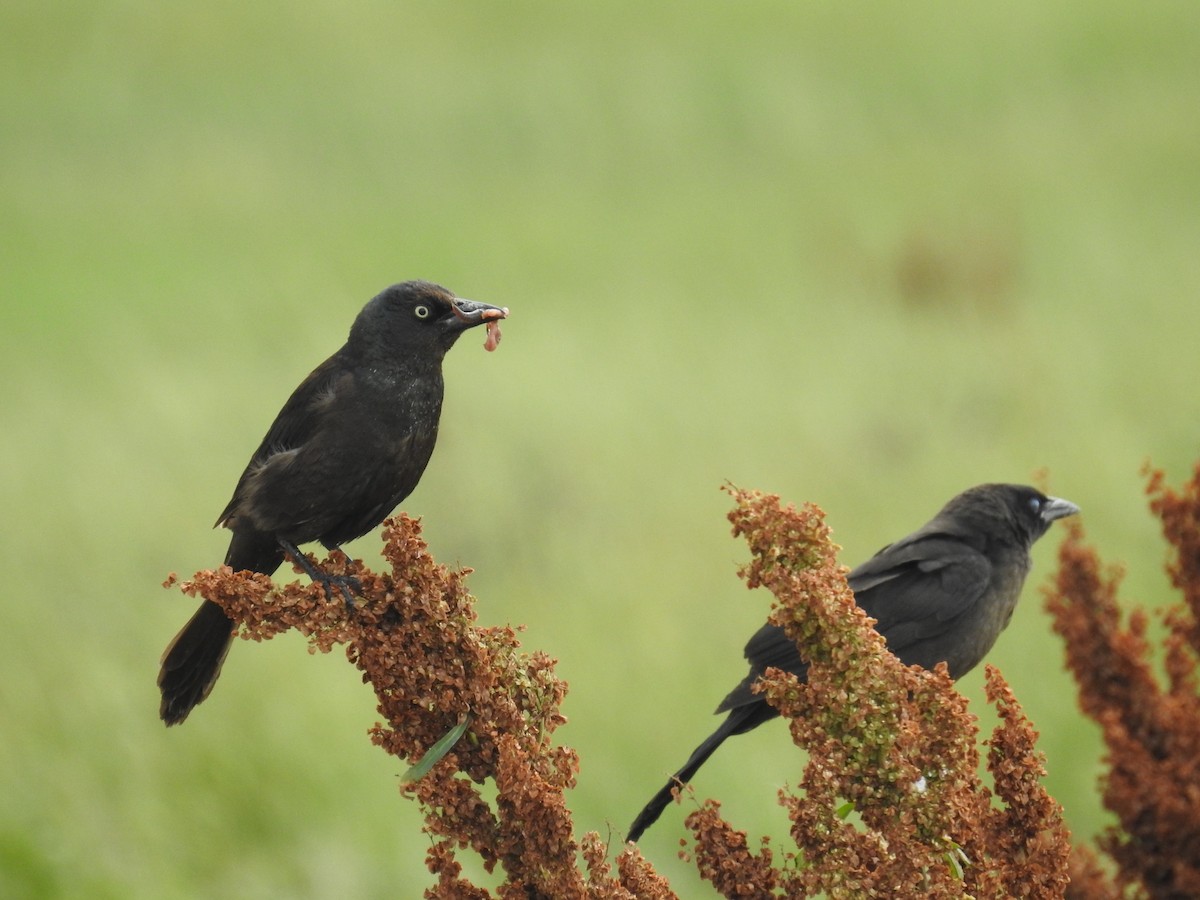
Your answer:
278,538 -> 361,614
310,571 -> 360,613
328,573 -> 361,614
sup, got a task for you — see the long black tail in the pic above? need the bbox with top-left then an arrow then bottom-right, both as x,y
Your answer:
627,709 -> 753,843
158,600 -> 237,725
157,530 -> 283,725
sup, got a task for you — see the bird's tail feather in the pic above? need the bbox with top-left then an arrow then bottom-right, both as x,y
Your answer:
157,533 -> 284,725
157,600 -> 235,725
626,711 -> 746,843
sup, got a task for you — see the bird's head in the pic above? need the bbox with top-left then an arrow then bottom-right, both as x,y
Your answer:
351,280 -> 509,358
941,483 -> 1079,547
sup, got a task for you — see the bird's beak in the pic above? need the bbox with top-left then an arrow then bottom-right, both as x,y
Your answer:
449,298 -> 509,329
1040,496 -> 1080,523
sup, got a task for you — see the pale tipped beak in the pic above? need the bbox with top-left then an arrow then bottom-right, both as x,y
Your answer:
1040,496 -> 1080,523
450,298 -> 508,328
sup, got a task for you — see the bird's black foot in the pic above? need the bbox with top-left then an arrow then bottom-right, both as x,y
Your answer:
322,572 -> 361,613
278,539 -> 361,613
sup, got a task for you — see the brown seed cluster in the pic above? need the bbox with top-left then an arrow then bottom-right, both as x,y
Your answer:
170,488 -> 1081,898
172,514 -> 677,899
978,667 -> 1073,898
683,800 -> 777,898
679,486 -> 1071,898
1045,463 -> 1200,898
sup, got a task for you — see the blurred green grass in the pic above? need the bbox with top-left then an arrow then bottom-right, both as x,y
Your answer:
3,1 -> 1199,895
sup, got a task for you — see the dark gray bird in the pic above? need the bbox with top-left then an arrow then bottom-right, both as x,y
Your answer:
158,280 -> 507,726
627,483 -> 1078,842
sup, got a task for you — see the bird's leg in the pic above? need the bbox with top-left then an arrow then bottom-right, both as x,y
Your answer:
277,538 -> 360,613
328,546 -> 363,608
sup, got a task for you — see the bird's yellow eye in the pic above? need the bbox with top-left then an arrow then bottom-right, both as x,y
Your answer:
414,305 -> 431,320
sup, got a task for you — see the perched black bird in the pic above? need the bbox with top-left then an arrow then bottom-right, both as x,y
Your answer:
627,483 -> 1078,842
158,281 -> 508,726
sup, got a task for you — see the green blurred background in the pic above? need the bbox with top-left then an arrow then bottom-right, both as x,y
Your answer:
3,2 -> 1198,896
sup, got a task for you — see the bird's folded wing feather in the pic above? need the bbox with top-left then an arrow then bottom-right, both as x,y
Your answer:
849,534 -> 992,648
215,351 -> 350,527
730,534 -> 990,689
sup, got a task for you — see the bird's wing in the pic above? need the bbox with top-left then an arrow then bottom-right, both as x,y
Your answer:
848,533 -> 992,651
718,533 -> 991,712
713,621 -> 807,714
742,621 -> 803,674
215,350 -> 350,527
737,533 -> 991,663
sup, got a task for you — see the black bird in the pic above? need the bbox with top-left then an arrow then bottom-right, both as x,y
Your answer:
627,483 -> 1078,842
158,280 -> 508,726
